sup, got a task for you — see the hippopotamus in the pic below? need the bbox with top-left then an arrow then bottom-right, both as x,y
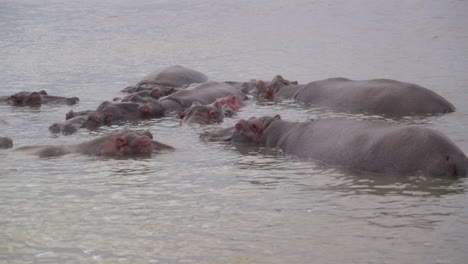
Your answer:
179,95 -> 245,125
60,101 -> 165,134
179,101 -> 224,125
201,115 -> 468,177
0,137 -> 13,149
95,101 -> 165,122
255,76 -> 455,117
159,81 -> 248,113
0,90 -> 79,106
122,65 -> 208,93
49,112 -> 109,135
16,130 -> 174,158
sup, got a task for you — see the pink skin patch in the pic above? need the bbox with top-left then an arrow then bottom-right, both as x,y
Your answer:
216,96 -> 241,111
135,135 -> 153,155
291,81 -> 298,85
100,136 -> 129,156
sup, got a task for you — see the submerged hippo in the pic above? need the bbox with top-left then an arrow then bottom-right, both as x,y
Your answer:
0,90 -> 79,106
256,76 -> 455,117
122,65 -> 208,93
201,116 -> 468,177
17,130 -> 174,158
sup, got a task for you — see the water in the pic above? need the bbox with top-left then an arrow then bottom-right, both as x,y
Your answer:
1,0 -> 468,263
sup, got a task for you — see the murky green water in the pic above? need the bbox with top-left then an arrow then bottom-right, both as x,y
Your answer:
1,0 -> 468,263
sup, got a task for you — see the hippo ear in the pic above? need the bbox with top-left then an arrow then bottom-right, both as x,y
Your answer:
141,130 -> 153,139
212,101 -> 222,110
38,90 -> 48,95
65,110 -> 75,120
8,96 -> 19,105
255,80 -> 265,90
274,115 -> 281,120
291,80 -> 299,85
230,96 -> 237,104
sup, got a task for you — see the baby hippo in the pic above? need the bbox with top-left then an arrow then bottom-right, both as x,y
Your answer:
0,90 -> 79,106
17,130 -> 174,158
0,137 -> 13,149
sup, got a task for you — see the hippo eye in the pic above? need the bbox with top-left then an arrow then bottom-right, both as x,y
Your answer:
235,123 -> 243,131
250,123 -> 258,132
209,110 -> 218,119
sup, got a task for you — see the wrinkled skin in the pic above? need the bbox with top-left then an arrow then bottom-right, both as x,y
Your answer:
257,76 -> 455,117
179,101 -> 224,125
0,136 -> 13,149
201,116 -> 468,177
159,81 -> 248,113
0,90 -> 79,106
16,130 -> 174,158
122,65 -> 208,92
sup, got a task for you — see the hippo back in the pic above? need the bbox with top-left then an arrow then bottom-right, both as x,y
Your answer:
293,78 -> 455,116
139,65 -> 208,87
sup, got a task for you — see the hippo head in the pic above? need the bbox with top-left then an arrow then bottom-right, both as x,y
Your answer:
99,130 -> 154,157
200,115 -> 281,144
179,101 -> 224,125
85,112 -> 112,130
9,91 -> 42,106
138,102 -> 166,118
255,75 -> 298,100
231,115 -> 280,145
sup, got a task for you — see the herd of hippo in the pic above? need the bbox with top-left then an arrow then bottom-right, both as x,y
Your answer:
1,65 -> 467,177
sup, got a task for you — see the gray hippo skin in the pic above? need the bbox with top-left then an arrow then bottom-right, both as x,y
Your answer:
159,81 -> 248,113
17,130 -> 174,158
0,90 -> 79,106
122,65 -> 208,93
0,137 -> 13,149
257,76 -> 455,117
201,116 -> 468,177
